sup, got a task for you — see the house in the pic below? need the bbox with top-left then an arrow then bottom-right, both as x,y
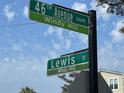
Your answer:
68,69 -> 124,93
99,69 -> 124,93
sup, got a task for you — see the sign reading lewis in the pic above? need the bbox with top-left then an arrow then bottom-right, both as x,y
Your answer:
47,51 -> 89,76
29,0 -> 89,34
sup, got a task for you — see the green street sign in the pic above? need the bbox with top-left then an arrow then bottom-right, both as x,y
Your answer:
47,50 -> 89,76
29,0 -> 89,35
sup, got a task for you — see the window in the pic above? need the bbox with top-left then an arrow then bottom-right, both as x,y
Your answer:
109,77 -> 119,90
114,78 -> 118,89
122,77 -> 124,86
110,79 -> 114,89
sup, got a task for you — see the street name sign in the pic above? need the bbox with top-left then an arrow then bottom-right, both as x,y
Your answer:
47,50 -> 89,76
29,0 -> 89,35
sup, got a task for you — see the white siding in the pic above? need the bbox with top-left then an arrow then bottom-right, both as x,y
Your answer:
100,71 -> 124,93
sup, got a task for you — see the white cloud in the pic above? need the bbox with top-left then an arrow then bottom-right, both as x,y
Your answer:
97,4 -> 110,21
48,50 -> 58,58
98,41 -> 124,71
23,6 -> 29,17
0,56 -> 43,79
56,28 -> 64,42
44,26 -> 56,37
65,39 -> 71,49
44,26 -> 88,53
90,0 -> 97,10
3,5 -> 15,21
78,34 -> 88,46
0,56 -> 63,93
68,31 -> 88,48
90,0 -> 111,21
52,40 -> 61,50
12,43 -> 23,52
110,20 -> 124,42
44,26 -> 72,50
72,2 -> 87,12
52,38 -> 72,50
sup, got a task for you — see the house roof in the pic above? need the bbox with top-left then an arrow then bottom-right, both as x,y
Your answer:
99,69 -> 124,76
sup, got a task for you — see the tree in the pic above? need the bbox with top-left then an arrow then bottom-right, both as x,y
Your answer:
20,86 -> 37,93
58,75 -> 70,93
97,0 -> 124,16
119,27 -> 124,33
58,72 -> 80,93
97,0 -> 124,33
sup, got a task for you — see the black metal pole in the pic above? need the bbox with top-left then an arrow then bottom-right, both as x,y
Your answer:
88,10 -> 98,93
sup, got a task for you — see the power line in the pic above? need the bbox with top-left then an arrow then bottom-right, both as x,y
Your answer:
0,13 -> 123,28
0,22 -> 37,28
0,14 -> 109,28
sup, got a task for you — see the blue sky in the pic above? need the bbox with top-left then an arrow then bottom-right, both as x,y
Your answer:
0,0 -> 124,93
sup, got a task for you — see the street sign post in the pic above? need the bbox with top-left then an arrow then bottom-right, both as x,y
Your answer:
88,10 -> 98,93
29,0 -> 89,35
29,0 -> 98,93
47,50 -> 89,76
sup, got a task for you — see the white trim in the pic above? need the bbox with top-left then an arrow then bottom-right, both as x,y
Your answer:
108,77 -> 119,91
99,69 -> 124,76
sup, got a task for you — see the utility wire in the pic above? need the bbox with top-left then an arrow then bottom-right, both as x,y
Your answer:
0,22 -> 37,28
0,13 -> 123,28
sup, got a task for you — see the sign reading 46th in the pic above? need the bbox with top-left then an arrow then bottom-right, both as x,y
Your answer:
29,0 -> 89,34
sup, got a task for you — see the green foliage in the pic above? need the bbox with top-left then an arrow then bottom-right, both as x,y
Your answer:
20,86 -> 37,93
97,0 -> 124,16
97,0 -> 124,33
58,72 -> 80,93
119,27 -> 124,33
